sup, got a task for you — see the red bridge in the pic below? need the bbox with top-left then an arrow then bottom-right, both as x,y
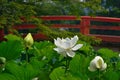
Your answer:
0,16 -> 120,43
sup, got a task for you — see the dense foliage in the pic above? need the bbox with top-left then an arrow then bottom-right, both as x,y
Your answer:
0,0 -> 102,44
0,34 -> 119,80
0,0 -> 103,29
0,0 -> 36,29
35,0 -> 102,16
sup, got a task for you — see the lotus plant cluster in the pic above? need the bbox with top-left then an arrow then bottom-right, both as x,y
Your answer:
54,35 -> 107,72
0,33 -> 119,80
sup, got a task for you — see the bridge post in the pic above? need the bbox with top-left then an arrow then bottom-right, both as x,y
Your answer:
0,29 -> 4,41
80,16 -> 90,35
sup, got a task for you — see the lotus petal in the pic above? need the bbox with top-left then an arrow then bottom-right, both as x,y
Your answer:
101,63 -> 107,71
53,47 -> 65,53
70,35 -> 78,47
72,44 -> 83,51
66,51 -> 75,57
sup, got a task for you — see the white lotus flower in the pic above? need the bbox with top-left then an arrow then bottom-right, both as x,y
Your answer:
24,33 -> 34,48
54,35 -> 83,57
88,56 -> 107,72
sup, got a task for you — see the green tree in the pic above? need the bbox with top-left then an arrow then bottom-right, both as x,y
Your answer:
35,0 -> 102,16
97,0 -> 120,17
0,0 -> 36,33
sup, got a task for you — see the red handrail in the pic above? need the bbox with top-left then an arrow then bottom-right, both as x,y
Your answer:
39,16 -> 78,20
81,16 -> 120,22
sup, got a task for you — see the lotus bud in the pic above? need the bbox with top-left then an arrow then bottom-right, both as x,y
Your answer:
88,56 -> 107,72
0,57 -> 6,72
0,57 -> 6,64
119,54 -> 120,57
24,33 -> 34,48
32,77 -> 38,80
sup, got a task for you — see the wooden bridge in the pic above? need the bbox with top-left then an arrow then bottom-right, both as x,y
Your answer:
0,16 -> 120,43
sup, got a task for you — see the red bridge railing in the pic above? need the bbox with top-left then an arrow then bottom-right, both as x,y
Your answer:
40,16 -> 120,42
0,16 -> 120,42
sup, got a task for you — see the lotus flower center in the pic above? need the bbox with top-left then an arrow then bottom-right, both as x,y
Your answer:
97,59 -> 102,68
